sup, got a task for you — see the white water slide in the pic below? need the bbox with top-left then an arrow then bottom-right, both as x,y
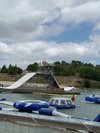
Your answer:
0,72 -> 74,91
50,70 -> 74,91
0,73 -> 37,89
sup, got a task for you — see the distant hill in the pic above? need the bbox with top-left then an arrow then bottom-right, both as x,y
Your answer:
55,75 -> 100,88
0,73 -> 100,89
0,73 -> 22,81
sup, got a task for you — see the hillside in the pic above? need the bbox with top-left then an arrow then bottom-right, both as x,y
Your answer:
0,73 -> 100,88
0,73 -> 22,81
55,76 -> 100,88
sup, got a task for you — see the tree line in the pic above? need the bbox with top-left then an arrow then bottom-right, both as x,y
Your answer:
0,60 -> 100,81
53,60 -> 100,81
0,64 -> 22,75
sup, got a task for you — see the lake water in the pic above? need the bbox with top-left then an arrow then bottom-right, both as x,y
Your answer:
0,88 -> 100,120
0,89 -> 100,133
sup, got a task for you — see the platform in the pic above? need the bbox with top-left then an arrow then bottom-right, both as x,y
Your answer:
0,110 -> 99,133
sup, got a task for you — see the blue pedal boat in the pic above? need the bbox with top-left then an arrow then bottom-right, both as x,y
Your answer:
49,97 -> 75,109
85,95 -> 100,104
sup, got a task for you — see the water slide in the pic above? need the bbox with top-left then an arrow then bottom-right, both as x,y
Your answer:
0,71 -> 74,91
49,70 -> 60,88
0,73 -> 37,89
50,70 -> 74,91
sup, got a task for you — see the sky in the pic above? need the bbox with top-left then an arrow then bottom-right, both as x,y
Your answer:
0,0 -> 100,68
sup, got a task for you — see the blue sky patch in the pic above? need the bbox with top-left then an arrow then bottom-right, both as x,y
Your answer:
44,23 -> 93,43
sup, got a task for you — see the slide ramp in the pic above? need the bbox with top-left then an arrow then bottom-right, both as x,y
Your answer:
50,70 -> 75,91
1,73 -> 37,89
49,70 -> 60,88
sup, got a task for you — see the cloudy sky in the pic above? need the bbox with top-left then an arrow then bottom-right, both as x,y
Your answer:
0,0 -> 100,68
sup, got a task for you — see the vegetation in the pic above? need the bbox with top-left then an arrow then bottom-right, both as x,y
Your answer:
1,60 -> 100,81
53,60 -> 100,81
83,79 -> 91,88
26,62 -> 38,72
0,64 -> 22,76
0,60 -> 100,88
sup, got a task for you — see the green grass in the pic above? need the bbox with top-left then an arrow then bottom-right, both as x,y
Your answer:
0,73 -> 100,89
0,73 -> 22,81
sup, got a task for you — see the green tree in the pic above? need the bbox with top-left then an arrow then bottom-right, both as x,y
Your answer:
17,67 -> 23,74
53,61 -> 61,65
8,64 -> 22,75
26,62 -> 38,72
80,65 -> 90,77
1,65 -> 7,73
83,79 -> 91,88
61,61 -> 67,65
8,64 -> 16,75
53,64 -> 62,75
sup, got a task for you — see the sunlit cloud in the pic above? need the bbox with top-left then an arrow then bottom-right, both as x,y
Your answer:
0,0 -> 100,68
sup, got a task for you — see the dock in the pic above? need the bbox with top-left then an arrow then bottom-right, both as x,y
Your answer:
0,110 -> 99,133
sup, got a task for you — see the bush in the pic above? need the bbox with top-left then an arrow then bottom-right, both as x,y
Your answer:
83,79 -> 91,88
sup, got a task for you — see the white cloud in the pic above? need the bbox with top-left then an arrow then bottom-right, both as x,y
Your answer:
0,0 -> 100,41
0,34 -> 100,68
60,1 -> 100,24
0,0 -> 100,67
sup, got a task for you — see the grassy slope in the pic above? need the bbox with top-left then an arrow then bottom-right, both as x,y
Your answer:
55,75 -> 100,88
0,73 -> 22,81
0,73 -> 100,88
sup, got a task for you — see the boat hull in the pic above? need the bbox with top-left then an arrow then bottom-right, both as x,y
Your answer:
49,104 -> 75,109
85,96 -> 100,103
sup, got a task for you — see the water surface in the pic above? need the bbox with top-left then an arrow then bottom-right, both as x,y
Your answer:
0,88 -> 99,119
